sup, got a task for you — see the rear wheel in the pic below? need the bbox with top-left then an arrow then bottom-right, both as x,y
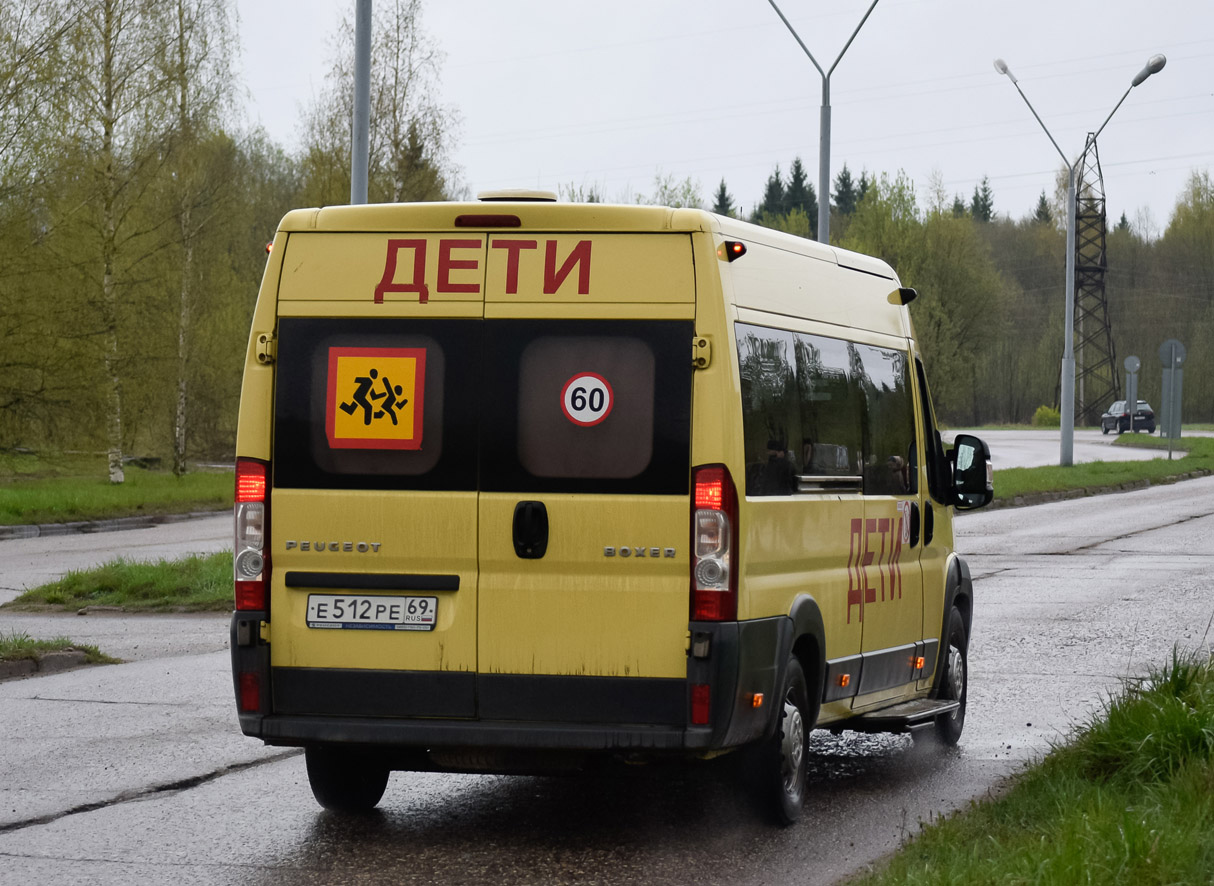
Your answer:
753,657 -> 811,825
934,608 -> 968,745
305,745 -> 390,812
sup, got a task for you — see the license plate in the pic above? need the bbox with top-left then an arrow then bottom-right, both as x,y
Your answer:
306,594 -> 438,631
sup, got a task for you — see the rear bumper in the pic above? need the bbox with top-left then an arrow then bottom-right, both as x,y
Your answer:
239,711 -> 714,751
230,613 -> 788,755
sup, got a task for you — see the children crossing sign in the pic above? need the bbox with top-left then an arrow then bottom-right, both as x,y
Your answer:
325,347 -> 426,449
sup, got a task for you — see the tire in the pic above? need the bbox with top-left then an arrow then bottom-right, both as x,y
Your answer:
934,608 -> 968,745
1101,423 -> 1109,435
305,745 -> 390,812
753,657 -> 811,825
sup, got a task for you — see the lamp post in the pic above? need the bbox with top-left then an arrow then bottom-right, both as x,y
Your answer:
350,0 -> 372,204
767,0 -> 879,245
993,54 -> 1165,466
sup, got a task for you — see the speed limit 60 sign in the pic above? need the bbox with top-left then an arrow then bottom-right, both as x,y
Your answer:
561,373 -> 614,426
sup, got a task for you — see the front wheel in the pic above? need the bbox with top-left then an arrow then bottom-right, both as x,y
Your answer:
751,657 -> 812,825
1101,423 -> 1109,435
934,608 -> 969,745
305,745 -> 390,812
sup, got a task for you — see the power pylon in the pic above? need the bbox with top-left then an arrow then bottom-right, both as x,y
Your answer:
1073,134 -> 1119,423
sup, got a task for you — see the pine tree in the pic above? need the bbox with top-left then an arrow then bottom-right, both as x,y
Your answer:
970,176 -> 994,222
712,178 -> 736,217
1032,190 -> 1052,225
757,165 -> 785,218
785,158 -> 815,213
834,164 -> 858,216
858,171 -> 870,203
1116,211 -> 1130,232
952,194 -> 967,218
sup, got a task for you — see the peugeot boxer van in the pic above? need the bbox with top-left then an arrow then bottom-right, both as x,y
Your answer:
230,192 -> 992,824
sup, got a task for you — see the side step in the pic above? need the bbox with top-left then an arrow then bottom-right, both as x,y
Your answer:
831,698 -> 960,735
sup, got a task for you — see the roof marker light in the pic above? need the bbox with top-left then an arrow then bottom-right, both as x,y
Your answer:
717,240 -> 747,262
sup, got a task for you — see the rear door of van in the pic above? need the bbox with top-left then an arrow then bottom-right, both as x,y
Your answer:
476,233 -> 695,724
269,233 -> 486,720
267,227 -> 696,726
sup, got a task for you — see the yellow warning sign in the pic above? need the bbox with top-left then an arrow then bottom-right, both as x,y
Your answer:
325,347 -> 425,449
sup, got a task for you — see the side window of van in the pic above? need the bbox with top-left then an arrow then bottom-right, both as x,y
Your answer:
738,327 -> 803,496
737,324 -> 916,497
738,325 -> 865,496
796,335 -> 865,480
915,357 -> 948,503
853,343 -> 917,496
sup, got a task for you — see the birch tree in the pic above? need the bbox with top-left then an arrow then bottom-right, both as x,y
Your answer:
0,1 -> 82,439
159,0 -> 236,476
60,0 -> 174,482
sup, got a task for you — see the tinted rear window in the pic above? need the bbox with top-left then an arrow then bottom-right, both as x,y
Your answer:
273,318 -> 692,495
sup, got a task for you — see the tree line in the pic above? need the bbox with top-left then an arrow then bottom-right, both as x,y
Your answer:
1,0 -> 455,480
711,164 -> 1213,430
2,1 -> 1211,482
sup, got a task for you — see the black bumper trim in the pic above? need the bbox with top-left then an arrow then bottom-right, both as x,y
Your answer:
274,667 -> 476,718
246,714 -> 714,752
284,571 -> 460,591
478,673 -> 686,725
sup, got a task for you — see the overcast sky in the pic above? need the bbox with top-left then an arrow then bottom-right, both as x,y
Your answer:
235,0 -> 1213,234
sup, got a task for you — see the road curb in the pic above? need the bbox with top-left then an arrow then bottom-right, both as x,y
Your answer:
0,510 -> 225,541
985,468 -> 1213,510
0,650 -> 89,682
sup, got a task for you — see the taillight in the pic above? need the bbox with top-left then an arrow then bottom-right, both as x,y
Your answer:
691,464 -> 738,621
234,457 -> 270,611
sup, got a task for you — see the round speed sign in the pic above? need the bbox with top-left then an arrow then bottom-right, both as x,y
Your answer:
561,373 -> 614,426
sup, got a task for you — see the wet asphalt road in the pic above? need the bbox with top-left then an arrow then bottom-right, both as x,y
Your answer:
1,453 -> 1212,884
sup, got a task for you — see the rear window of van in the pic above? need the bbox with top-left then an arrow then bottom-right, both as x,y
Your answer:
273,317 -> 692,495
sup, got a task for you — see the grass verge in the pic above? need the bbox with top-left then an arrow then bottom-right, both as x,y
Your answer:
993,434 -> 1214,503
2,552 -> 234,612
0,451 -> 231,525
0,630 -> 120,664
854,649 -> 1214,885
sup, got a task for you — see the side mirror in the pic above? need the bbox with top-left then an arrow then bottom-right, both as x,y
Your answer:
948,433 -> 993,510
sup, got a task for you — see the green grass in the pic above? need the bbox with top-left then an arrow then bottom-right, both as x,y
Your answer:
855,650 -> 1214,886
0,630 -> 120,664
0,454 -> 232,525
2,552 -> 234,612
993,435 -> 1214,503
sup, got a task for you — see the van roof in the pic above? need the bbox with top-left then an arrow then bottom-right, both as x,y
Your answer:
276,201 -> 897,281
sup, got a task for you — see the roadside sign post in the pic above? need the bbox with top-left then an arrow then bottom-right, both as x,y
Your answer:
1124,356 -> 1140,434
1158,339 -> 1185,460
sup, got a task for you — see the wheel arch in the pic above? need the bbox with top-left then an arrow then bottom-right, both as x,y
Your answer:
931,555 -> 973,697
786,594 -> 826,728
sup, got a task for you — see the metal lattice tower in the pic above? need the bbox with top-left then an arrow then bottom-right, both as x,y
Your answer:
1074,134 -> 1119,423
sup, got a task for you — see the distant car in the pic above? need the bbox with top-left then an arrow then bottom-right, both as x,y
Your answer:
1101,400 -> 1156,434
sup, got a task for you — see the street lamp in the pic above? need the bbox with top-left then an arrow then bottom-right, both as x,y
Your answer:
993,54 -> 1165,467
768,0 -> 880,245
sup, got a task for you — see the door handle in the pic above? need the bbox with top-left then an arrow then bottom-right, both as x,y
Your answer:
908,501 -> 921,548
512,501 -> 549,559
